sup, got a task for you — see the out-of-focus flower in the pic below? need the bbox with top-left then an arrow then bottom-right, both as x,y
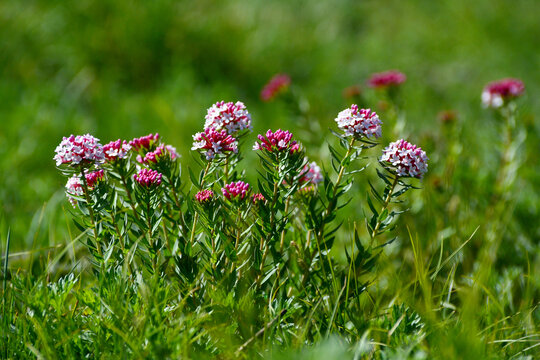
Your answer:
192,128 -> 238,160
129,133 -> 160,152
343,85 -> 362,99
260,74 -> 291,102
204,101 -> 252,135
137,144 -> 180,164
54,134 -> 104,167
134,168 -> 162,188
335,105 -> 382,139
195,189 -> 214,203
222,181 -> 250,201
300,161 -> 323,185
482,78 -> 525,108
380,139 -> 428,179
252,193 -> 265,204
103,139 -> 131,162
368,70 -> 406,89
297,184 -> 316,196
438,110 -> 458,125
253,129 -> 300,153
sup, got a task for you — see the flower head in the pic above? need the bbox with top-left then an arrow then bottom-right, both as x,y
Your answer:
222,181 -> 250,201
85,169 -> 105,188
252,193 -> 265,204
261,74 -> 291,102
65,176 -> 83,206
134,168 -> 162,188
368,70 -> 406,89
192,128 -> 238,160
103,139 -> 131,162
380,139 -> 428,179
204,101 -> 252,135
482,78 -> 525,108
129,133 -> 160,152
195,189 -> 214,204
253,129 -> 300,153
137,144 -> 180,164
300,161 -> 323,185
54,134 -> 104,167
335,105 -> 382,139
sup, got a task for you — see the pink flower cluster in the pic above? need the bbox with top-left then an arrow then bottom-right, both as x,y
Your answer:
482,78 -> 525,108
252,193 -> 265,204
54,134 -> 104,166
368,70 -> 406,88
64,170 -> 104,206
192,128 -> 238,160
222,181 -> 250,201
253,129 -> 300,153
260,74 -> 291,102
195,189 -> 214,203
129,133 -> 160,152
300,161 -> 323,185
335,105 -> 382,139
137,144 -> 179,164
380,139 -> 428,179
85,169 -> 105,188
134,168 -> 162,188
204,101 -> 252,135
103,139 -> 131,162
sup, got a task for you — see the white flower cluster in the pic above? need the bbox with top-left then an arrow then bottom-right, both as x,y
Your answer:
54,134 -> 104,166
335,105 -> 382,139
380,139 -> 428,179
204,101 -> 252,135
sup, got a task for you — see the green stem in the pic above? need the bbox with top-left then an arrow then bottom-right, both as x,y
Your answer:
80,168 -> 102,258
370,174 -> 399,241
189,162 -> 212,246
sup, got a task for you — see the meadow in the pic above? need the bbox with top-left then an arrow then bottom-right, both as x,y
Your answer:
1,0 -> 539,359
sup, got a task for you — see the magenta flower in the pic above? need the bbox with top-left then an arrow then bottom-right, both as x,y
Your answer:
253,129 -> 300,153
222,181 -> 250,201
65,176 -> 83,206
204,101 -> 252,135
260,74 -> 291,102
85,169 -> 105,188
103,139 -> 131,162
335,105 -> 382,139
192,128 -> 238,160
380,139 -> 428,179
129,133 -> 160,152
137,144 -> 180,164
134,168 -> 162,188
300,161 -> 323,185
195,189 -> 214,203
54,134 -> 104,167
252,193 -> 265,204
482,78 -> 525,108
368,70 -> 406,89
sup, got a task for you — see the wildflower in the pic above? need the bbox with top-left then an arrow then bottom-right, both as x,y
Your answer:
335,105 -> 382,139
85,170 -> 105,188
253,129 -> 300,153
297,184 -> 316,197
482,78 -> 525,108
134,168 -> 162,188
380,139 -> 428,179
195,189 -> 214,203
260,74 -> 291,102
222,181 -> 250,201
54,134 -> 104,167
129,133 -> 160,152
103,139 -> 131,162
192,128 -> 238,160
65,176 -> 83,206
204,101 -> 252,135
137,144 -> 180,164
368,70 -> 406,89
300,161 -> 323,185
438,110 -> 458,125
252,193 -> 265,204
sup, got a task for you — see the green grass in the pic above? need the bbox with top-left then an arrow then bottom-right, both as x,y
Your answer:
1,0 -> 539,358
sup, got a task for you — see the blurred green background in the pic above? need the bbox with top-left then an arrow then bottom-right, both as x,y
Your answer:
1,0 -> 539,251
